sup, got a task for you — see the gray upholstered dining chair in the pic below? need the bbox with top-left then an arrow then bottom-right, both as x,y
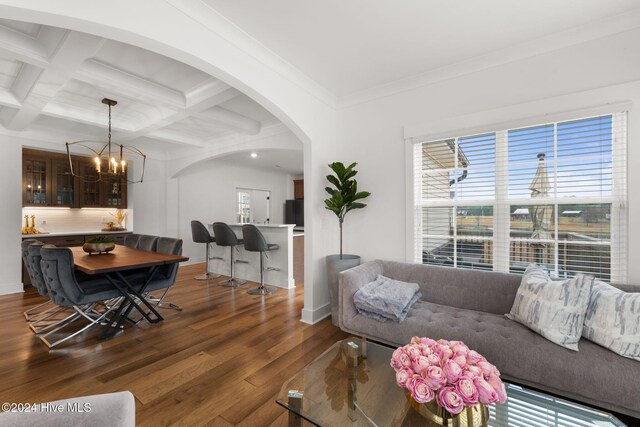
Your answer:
39,245 -> 122,348
143,237 -> 184,311
212,222 -> 247,287
242,224 -> 279,295
21,239 -> 55,321
25,242 -> 78,334
138,235 -> 158,251
190,220 -> 220,280
124,233 -> 142,248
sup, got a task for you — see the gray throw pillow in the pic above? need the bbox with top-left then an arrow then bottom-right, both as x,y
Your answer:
506,264 -> 593,351
582,281 -> 640,361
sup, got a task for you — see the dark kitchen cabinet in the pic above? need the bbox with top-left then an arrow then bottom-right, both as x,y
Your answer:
23,152 -> 51,207
103,176 -> 127,208
22,148 -> 127,208
51,157 -> 79,207
79,159 -> 103,207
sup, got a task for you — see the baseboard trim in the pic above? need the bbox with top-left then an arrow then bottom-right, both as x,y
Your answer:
0,283 -> 24,295
300,303 -> 331,325
183,257 -> 205,266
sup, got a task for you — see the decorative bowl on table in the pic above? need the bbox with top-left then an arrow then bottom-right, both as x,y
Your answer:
82,237 -> 115,255
391,336 -> 507,427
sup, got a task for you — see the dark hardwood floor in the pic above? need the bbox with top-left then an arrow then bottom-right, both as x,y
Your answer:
0,264 -> 349,426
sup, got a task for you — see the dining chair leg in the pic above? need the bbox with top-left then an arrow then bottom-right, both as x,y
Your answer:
28,306 -> 73,334
24,300 -> 57,322
146,288 -> 182,311
33,303 -> 101,336
40,304 -> 118,349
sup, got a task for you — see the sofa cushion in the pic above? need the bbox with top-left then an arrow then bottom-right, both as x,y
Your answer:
506,264 -> 593,351
341,299 -> 640,415
583,280 -> 640,361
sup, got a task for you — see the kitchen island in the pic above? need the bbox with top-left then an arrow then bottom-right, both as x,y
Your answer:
208,223 -> 296,289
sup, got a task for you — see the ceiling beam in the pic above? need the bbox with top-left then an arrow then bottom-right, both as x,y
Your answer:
41,101 -> 135,132
75,59 -> 185,108
146,128 -> 206,147
195,106 -> 261,135
0,30 -> 104,131
0,24 -> 49,68
119,80 -> 240,142
0,85 -> 21,109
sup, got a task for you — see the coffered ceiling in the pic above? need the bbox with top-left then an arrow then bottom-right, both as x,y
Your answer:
0,18 -> 279,154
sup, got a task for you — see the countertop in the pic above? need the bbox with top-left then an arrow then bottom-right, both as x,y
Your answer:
224,223 -> 296,228
21,230 -> 133,238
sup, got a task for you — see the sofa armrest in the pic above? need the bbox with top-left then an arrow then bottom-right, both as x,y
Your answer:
338,260 -> 384,329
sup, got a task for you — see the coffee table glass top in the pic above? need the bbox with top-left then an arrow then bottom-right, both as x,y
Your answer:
276,338 -> 626,427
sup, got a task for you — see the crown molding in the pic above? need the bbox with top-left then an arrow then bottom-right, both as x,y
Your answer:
338,7 -> 640,110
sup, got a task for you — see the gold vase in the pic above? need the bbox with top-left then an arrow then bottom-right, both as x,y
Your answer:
406,392 -> 488,427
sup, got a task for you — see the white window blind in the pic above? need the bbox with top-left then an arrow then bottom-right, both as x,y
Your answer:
412,112 -> 627,282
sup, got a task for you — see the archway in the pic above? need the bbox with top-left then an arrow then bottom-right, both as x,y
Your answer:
0,0 -> 337,323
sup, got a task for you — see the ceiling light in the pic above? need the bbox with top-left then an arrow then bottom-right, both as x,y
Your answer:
65,98 -> 146,183
250,152 -> 258,158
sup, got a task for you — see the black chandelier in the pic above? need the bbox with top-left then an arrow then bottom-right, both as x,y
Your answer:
66,98 -> 146,183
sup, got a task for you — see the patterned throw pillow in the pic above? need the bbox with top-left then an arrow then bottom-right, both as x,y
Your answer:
582,281 -> 640,361
506,264 -> 594,351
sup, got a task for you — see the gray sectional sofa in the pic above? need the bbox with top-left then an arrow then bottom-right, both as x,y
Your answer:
338,260 -> 640,419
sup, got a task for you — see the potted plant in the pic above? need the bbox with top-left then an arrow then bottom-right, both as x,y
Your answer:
83,237 -> 116,255
324,161 -> 370,325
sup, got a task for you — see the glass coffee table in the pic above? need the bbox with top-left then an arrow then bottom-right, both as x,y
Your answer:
276,338 -> 627,426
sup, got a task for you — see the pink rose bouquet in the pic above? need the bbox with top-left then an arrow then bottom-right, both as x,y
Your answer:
390,337 -> 507,415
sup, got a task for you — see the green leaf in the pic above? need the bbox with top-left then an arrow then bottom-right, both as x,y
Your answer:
329,162 -> 346,178
346,202 -> 367,212
342,169 -> 357,182
325,187 -> 337,196
352,191 -> 371,200
326,175 -> 340,189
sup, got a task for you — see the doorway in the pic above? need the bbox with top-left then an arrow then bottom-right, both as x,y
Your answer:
236,188 -> 270,224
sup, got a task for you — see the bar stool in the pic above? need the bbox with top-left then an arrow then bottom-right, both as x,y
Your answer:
242,224 -> 279,295
190,221 -> 221,280
212,222 -> 247,287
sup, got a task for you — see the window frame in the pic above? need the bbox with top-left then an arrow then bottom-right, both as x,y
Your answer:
406,109 -> 628,283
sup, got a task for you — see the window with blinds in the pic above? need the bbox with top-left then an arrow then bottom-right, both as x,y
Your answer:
412,112 -> 627,282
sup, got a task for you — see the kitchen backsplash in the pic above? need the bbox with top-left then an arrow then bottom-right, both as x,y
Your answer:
21,208 -> 132,233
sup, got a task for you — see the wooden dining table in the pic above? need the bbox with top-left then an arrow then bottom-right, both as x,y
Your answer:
70,245 -> 189,339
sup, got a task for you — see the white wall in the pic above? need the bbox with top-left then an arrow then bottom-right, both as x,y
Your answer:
175,159 -> 292,264
0,136 -> 23,294
130,157 -> 168,236
336,28 -> 640,284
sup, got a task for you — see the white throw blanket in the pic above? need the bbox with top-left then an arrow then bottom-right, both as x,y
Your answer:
353,275 -> 422,322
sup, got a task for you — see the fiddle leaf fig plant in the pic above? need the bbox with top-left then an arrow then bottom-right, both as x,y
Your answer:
324,162 -> 371,259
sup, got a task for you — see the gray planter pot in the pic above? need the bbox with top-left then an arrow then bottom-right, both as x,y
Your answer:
326,254 -> 361,326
